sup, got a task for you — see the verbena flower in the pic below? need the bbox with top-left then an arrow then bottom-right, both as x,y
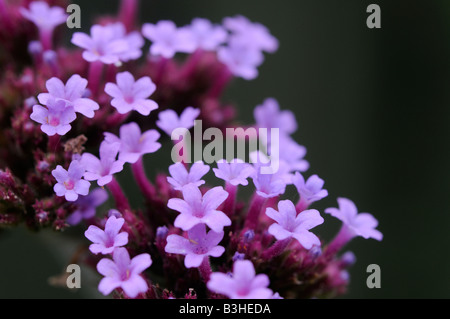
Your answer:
19,1 -> 67,31
81,141 -> 124,186
254,98 -> 297,136
105,71 -> 158,116
85,215 -> 129,255
213,159 -> 254,186
156,107 -> 200,136
293,172 -> 328,209
184,18 -> 227,51
30,99 -> 76,136
165,224 -> 225,268
207,260 -> 273,299
168,184 -> 230,232
142,20 -> 196,58
217,37 -> 264,80
72,23 -> 144,64
52,160 -> 90,202
265,200 -> 324,249
104,122 -> 161,164
223,15 -> 279,53
167,161 -> 210,190
276,135 -> 310,173
38,75 -> 100,118
251,170 -> 286,198
67,188 -> 109,225
97,247 -> 152,298
325,197 -> 383,241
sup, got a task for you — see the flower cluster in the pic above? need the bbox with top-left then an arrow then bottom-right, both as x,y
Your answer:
0,0 -> 382,299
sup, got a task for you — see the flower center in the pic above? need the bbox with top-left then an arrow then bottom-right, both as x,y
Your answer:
237,287 -> 250,296
121,269 -> 131,281
193,246 -> 208,255
104,236 -> 114,248
48,116 -> 60,126
193,210 -> 204,218
124,95 -> 134,104
64,180 -> 75,190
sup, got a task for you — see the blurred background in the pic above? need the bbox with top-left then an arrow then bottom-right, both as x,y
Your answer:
1,0 -> 449,298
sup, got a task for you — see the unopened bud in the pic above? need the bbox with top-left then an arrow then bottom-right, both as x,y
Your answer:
156,226 -> 169,241
243,229 -> 255,243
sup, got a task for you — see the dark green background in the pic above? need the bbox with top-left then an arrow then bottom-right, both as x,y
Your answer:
1,0 -> 449,298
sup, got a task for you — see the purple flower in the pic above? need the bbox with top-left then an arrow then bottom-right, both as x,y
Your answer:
104,122 -> 161,164
184,18 -> 227,51
52,160 -> 90,202
105,72 -> 158,116
97,247 -> 152,298
37,75 -> 100,118
81,141 -> 124,186
213,159 -> 254,186
165,224 -> 225,268
293,172 -> 328,207
119,30 -> 145,62
276,135 -> 309,173
265,200 -> 324,249
67,188 -> 109,225
207,260 -> 273,299
156,107 -> 200,136
223,15 -> 279,53
251,169 -> 286,198
19,1 -> 68,31
254,98 -> 297,136
30,99 -> 76,136
324,198 -> 383,241
142,20 -> 196,58
72,23 -> 144,64
167,161 -> 210,190
85,215 -> 129,255
168,185 -> 230,232
217,37 -> 264,80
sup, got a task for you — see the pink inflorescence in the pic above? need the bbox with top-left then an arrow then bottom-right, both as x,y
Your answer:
0,0 -> 382,299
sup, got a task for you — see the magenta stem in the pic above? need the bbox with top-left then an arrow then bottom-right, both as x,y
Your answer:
0,0 -> 12,30
39,29 -> 53,51
47,135 -> 61,153
88,61 -> 104,97
244,193 -> 267,229
262,238 -> 292,260
105,64 -> 118,83
131,157 -> 156,201
105,111 -> 130,127
178,49 -> 204,80
223,182 -> 237,217
208,66 -> 232,98
154,57 -> 169,84
107,177 -> 131,212
199,257 -> 212,282
325,226 -> 355,257
119,0 -> 139,31
295,198 -> 310,213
